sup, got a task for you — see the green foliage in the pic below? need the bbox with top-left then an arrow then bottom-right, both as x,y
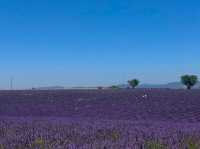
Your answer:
128,79 -> 140,89
188,142 -> 199,149
145,140 -> 167,149
30,138 -> 46,149
184,136 -> 199,149
181,75 -> 198,89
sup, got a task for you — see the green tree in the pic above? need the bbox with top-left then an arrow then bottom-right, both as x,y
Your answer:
181,75 -> 198,90
128,79 -> 140,89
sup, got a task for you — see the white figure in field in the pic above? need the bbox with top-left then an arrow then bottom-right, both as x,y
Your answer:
142,94 -> 148,98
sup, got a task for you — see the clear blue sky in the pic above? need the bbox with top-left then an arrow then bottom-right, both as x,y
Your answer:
0,0 -> 200,89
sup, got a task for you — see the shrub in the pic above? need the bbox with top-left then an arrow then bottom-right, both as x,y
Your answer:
128,79 -> 140,89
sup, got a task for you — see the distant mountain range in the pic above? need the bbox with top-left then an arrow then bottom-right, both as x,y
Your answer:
33,86 -> 65,90
118,82 -> 200,89
33,86 -> 98,90
141,82 -> 200,89
32,82 -> 200,90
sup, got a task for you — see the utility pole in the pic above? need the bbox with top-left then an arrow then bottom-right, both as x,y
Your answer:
10,77 -> 13,90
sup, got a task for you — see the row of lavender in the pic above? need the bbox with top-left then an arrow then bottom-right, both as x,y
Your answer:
0,89 -> 200,121
0,117 -> 200,149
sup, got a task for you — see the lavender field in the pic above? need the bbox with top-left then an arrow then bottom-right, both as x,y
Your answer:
0,89 -> 200,149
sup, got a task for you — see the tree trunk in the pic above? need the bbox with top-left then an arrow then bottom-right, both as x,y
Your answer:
187,86 -> 191,90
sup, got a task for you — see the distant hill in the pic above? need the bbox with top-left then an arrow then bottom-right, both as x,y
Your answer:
71,87 -> 98,89
118,82 -> 200,89
32,82 -> 200,90
140,82 -> 200,89
138,82 -> 184,89
33,86 -> 65,90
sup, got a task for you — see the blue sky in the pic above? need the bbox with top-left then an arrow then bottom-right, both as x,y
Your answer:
0,0 -> 200,89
